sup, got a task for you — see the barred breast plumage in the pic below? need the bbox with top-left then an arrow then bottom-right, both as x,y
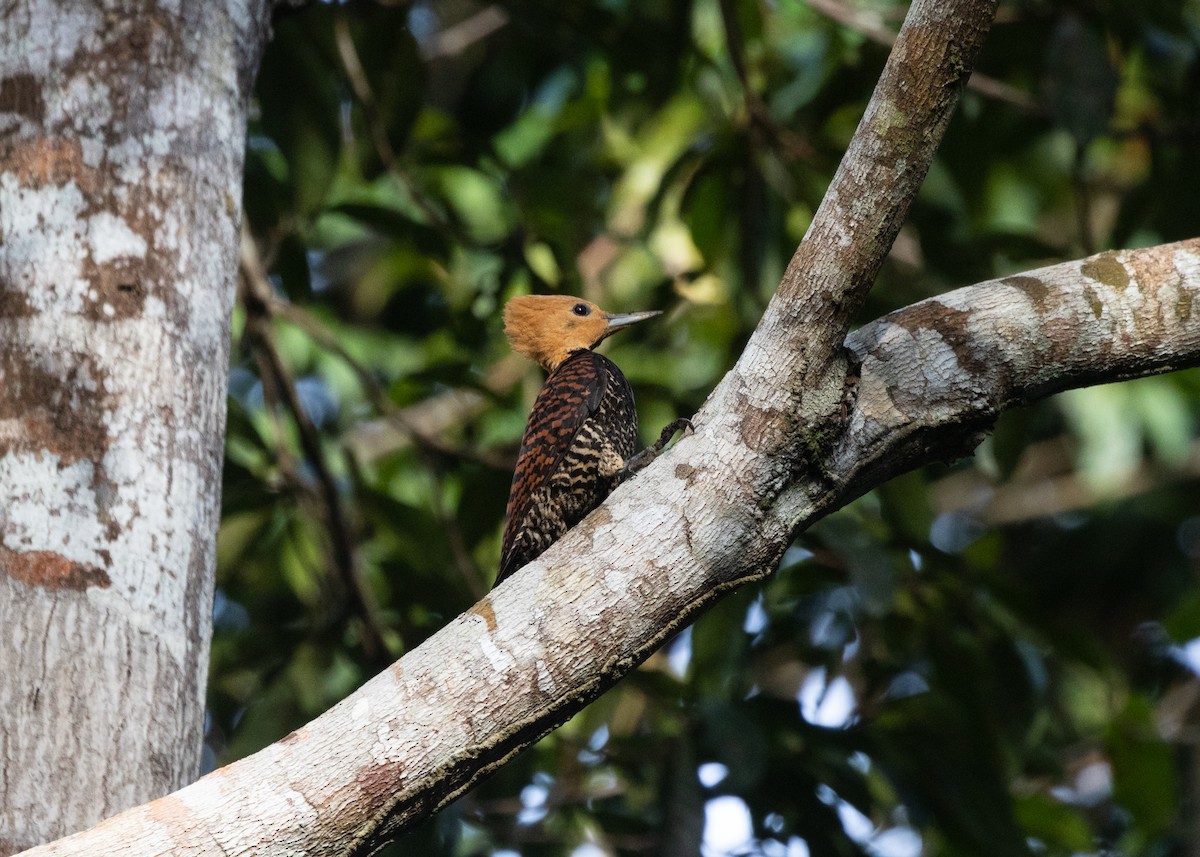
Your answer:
497,350 -> 637,585
494,294 -> 689,587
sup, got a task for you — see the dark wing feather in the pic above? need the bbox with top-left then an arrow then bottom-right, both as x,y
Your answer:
498,350 -> 609,583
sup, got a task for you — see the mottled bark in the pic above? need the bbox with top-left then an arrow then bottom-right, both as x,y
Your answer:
12,0 -> 1003,854
12,0 -> 1200,855
0,1 -> 270,852
18,240 -> 1200,857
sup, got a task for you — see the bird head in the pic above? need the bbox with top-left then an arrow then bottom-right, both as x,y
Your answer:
504,295 -> 660,371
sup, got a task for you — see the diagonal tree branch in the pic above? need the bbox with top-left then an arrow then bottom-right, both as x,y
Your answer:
18,0 -> 994,845
680,0 -> 999,586
32,2 -> 1200,856
831,238 -> 1200,515
22,235 -> 1200,856
706,0 -> 998,469
806,0 -> 1043,114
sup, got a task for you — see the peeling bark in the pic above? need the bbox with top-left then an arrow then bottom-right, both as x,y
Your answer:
0,1 -> 270,852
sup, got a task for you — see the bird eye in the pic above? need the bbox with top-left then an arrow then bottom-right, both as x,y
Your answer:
572,303 -> 591,316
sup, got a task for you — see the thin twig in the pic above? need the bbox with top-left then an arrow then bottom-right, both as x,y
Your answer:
268,298 -> 512,469
420,6 -> 509,61
270,295 -> 506,596
247,252 -> 493,598
807,0 -> 1044,115
240,228 -> 392,665
718,0 -> 817,164
331,13 -> 473,243
1072,140 -> 1096,256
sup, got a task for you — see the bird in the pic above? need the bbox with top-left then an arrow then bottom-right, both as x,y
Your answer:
495,294 -> 690,587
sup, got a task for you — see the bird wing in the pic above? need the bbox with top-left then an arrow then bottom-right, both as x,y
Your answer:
498,350 -> 609,582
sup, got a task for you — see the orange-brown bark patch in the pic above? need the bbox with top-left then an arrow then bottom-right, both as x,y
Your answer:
2,545 -> 111,591
469,598 -> 498,633
354,756 -> 407,806
0,137 -> 97,192
280,726 -> 312,746
82,255 -> 150,321
142,793 -> 192,827
0,274 -> 33,318
1,138 -> 157,322
77,180 -> 168,322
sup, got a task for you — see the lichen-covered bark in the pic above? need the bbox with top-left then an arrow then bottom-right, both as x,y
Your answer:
691,0 -> 1000,576
796,240 -> 1200,528
765,0 -> 998,382
0,1 -> 270,852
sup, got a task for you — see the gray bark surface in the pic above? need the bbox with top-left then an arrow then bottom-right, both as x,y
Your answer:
9,1 -> 1200,855
0,1 -> 270,851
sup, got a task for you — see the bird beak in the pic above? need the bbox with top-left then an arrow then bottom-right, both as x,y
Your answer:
603,310 -> 661,333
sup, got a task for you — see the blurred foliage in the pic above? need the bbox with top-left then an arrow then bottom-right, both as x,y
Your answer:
212,0 -> 1200,855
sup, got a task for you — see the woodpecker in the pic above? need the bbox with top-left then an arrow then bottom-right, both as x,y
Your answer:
496,295 -> 689,586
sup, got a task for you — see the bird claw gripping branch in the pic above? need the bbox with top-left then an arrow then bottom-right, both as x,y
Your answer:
616,417 -> 693,482
494,296 -> 689,587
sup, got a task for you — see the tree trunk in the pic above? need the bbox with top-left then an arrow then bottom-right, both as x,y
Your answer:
0,1 -> 270,851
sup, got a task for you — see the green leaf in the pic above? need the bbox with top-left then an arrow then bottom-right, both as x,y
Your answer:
1109,696 -> 1178,833
255,10 -> 342,216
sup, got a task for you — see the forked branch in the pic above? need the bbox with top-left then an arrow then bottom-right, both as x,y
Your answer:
30,2 -> 1200,857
